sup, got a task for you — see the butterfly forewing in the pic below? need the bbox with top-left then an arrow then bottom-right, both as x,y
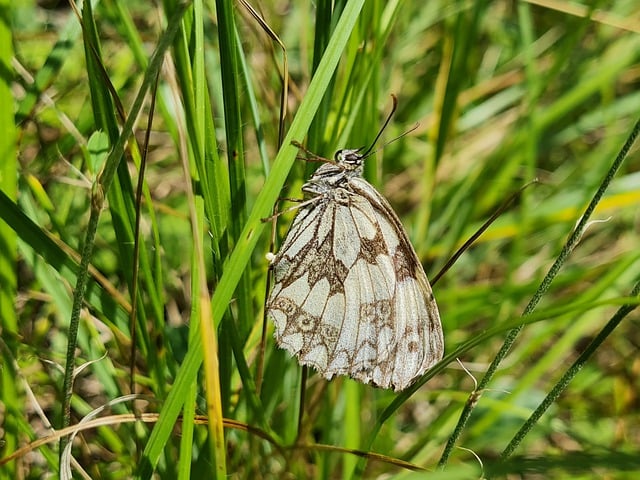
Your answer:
267,150 -> 444,391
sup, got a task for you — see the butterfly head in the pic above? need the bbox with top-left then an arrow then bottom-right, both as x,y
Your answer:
334,148 -> 365,170
331,94 -> 405,171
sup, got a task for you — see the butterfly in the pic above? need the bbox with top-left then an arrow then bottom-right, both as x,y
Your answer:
266,98 -> 444,391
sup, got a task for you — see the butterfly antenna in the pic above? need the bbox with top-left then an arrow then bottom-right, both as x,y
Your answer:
361,94 -> 399,157
362,95 -> 420,159
375,122 -> 419,153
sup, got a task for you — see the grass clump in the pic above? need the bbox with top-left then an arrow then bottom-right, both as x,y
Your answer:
1,1 -> 639,478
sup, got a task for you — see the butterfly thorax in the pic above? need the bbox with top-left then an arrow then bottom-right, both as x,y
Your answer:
301,149 -> 365,199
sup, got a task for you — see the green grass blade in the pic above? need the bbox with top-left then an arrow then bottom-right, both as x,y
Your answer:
438,116 -> 640,467
138,2 -> 365,476
0,1 -> 18,474
500,279 -> 640,458
60,0 -> 188,446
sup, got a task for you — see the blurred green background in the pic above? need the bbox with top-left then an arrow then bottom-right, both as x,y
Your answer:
1,0 -> 639,478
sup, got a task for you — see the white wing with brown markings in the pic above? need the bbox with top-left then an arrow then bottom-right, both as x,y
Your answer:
267,149 -> 443,391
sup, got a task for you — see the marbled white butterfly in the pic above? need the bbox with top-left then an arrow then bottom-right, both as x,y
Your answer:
266,97 -> 444,391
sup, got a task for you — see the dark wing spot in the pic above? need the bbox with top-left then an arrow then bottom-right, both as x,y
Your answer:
392,247 -> 420,282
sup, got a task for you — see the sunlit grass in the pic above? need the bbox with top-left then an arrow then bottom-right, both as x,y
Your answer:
1,0 -> 639,478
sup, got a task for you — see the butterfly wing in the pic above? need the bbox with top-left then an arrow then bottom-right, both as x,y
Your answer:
267,177 -> 443,391
347,177 -> 443,390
